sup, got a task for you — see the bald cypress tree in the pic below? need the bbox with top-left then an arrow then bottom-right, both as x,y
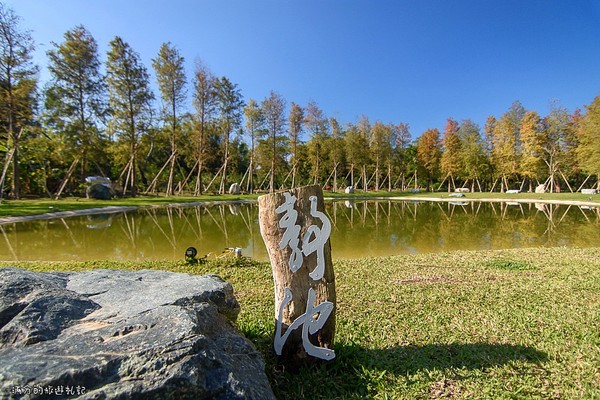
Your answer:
440,118 -> 461,191
577,96 -> 600,190
417,128 -> 441,191
106,36 -> 154,197
0,3 -> 37,199
288,102 -> 303,188
214,76 -> 243,194
489,101 -> 525,191
370,121 -> 392,191
261,90 -> 286,193
244,98 -> 264,193
45,25 -> 107,197
305,101 -> 328,184
519,111 -> 543,191
191,61 -> 217,195
458,119 -> 488,192
152,42 -> 186,195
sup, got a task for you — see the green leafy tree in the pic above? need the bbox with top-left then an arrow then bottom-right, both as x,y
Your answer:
106,36 -> 154,197
214,76 -> 243,194
260,90 -> 286,193
576,95 -> 600,190
45,25 -> 107,195
152,42 -> 186,195
0,3 -> 38,199
416,128 -> 441,191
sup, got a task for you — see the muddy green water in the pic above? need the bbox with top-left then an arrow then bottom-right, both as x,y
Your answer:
0,200 -> 599,262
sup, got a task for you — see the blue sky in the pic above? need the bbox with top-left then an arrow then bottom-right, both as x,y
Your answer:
5,0 -> 600,139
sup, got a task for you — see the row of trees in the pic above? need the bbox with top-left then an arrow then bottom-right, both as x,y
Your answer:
1,3 -> 599,200
416,101 -> 599,193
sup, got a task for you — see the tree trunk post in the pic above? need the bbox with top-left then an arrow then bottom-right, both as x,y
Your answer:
258,185 -> 336,370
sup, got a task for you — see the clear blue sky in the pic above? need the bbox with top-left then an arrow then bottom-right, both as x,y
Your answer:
5,0 -> 600,139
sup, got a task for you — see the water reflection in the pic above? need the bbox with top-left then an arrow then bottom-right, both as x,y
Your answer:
0,200 -> 599,262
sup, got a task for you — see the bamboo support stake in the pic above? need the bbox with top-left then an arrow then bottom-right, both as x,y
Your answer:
576,174 -> 592,192
144,152 -> 176,194
204,163 -> 226,193
559,170 -> 574,193
54,157 -> 80,200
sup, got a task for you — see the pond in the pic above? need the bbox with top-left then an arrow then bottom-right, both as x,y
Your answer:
1,200 -> 599,262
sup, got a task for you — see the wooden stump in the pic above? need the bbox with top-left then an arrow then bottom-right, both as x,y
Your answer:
258,185 -> 336,369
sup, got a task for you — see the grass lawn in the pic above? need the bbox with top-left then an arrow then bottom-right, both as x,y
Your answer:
0,190 -> 598,218
4,247 -> 599,399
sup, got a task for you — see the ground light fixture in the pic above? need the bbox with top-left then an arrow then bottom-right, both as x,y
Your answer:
185,247 -> 197,263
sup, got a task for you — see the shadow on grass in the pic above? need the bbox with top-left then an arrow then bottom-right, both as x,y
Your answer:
264,341 -> 548,399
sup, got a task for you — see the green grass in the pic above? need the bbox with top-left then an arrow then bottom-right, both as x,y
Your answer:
1,190 -> 598,218
3,247 -> 599,399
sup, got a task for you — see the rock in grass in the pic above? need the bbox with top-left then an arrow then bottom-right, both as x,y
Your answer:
86,183 -> 115,200
0,268 -> 275,400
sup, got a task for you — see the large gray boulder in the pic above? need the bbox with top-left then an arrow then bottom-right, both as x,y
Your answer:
0,268 -> 275,400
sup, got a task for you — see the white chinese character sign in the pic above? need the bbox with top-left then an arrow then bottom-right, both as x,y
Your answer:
258,185 -> 336,368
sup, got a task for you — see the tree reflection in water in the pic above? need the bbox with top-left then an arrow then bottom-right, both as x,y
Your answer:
0,200 -> 598,261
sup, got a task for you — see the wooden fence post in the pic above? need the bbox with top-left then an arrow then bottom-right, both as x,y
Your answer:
258,185 -> 336,369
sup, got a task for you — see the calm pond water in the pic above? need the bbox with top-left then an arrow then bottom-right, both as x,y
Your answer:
1,200 -> 599,262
